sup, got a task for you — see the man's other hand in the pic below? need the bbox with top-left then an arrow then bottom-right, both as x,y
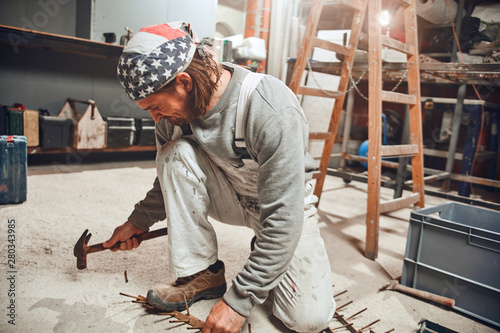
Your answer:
203,299 -> 246,333
103,221 -> 145,251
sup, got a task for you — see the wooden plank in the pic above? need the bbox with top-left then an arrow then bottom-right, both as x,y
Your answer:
381,144 -> 418,157
309,132 -> 332,141
416,172 -> 450,184
381,91 -> 417,105
449,173 -> 500,188
381,35 -> 414,55
366,0 -> 383,260
23,110 -> 39,147
424,148 -> 495,161
312,37 -> 349,55
379,192 -> 420,214
297,86 -> 340,98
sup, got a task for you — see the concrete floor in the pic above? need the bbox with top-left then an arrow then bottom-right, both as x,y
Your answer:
0,158 -> 498,332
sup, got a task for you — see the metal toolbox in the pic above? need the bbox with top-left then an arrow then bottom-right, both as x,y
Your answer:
0,135 -> 27,204
39,114 -> 74,149
103,117 -> 135,147
134,118 -> 156,146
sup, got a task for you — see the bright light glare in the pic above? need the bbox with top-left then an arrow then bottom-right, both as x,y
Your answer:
379,10 -> 391,27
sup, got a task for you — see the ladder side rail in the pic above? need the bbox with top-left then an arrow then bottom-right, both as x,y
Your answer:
404,0 -> 425,208
313,0 -> 368,202
365,0 -> 384,260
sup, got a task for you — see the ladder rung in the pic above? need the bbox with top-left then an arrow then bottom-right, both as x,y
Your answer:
406,172 -> 450,185
381,35 -> 414,55
393,0 -> 411,8
312,171 -> 322,180
381,91 -> 417,105
336,0 -> 365,11
381,144 -> 418,157
306,0 -> 365,11
309,132 -> 332,141
297,86 -> 340,99
379,192 -> 420,214
312,37 -> 349,56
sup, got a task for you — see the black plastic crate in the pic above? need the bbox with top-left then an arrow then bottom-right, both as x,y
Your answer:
39,115 -> 73,149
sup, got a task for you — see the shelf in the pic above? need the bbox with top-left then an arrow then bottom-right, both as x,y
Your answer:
287,58 -> 500,85
28,145 -> 157,155
0,24 -> 123,59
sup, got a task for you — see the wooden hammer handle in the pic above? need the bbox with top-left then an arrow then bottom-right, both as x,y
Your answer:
86,227 -> 168,254
394,284 -> 455,308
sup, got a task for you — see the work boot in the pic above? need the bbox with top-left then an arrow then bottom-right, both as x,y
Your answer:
147,260 -> 227,312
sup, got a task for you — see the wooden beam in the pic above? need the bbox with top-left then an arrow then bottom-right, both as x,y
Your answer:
297,86 -> 340,98
309,132 -> 332,141
366,0 -> 383,260
381,91 -> 417,105
379,192 -> 420,213
312,37 -> 349,55
381,35 -> 414,55
381,144 -> 418,157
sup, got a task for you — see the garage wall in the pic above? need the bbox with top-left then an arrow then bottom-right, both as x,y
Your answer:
0,0 -> 218,118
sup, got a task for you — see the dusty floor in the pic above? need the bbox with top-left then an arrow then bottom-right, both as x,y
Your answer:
0,157 -> 498,332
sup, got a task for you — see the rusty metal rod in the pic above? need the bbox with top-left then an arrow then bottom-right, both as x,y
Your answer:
331,323 -> 354,331
346,307 -> 367,321
334,312 -> 358,333
336,300 -> 353,311
356,319 -> 380,332
334,290 -> 348,298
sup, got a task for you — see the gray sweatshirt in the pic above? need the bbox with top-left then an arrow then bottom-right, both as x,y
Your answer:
128,63 -> 317,317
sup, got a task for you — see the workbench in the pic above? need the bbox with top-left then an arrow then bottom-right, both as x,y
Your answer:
287,58 -> 500,209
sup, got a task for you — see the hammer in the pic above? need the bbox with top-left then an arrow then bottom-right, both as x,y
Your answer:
73,228 -> 168,270
380,279 -> 455,308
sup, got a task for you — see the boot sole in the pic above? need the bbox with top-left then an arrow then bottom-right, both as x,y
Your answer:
146,283 -> 227,312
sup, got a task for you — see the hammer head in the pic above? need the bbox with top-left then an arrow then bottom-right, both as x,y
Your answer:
74,229 -> 92,270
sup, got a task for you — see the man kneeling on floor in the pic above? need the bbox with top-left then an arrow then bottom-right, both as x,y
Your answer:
103,22 -> 335,333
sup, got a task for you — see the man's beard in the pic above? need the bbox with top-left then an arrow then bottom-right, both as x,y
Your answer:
169,98 -> 204,126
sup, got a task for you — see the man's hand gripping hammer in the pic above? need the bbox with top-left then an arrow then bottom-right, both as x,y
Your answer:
73,228 -> 168,269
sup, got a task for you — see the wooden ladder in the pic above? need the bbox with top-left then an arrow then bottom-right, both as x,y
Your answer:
365,0 -> 425,259
289,0 -> 368,204
289,0 -> 425,260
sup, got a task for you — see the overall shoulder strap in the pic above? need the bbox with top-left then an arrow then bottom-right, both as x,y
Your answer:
234,72 -> 264,158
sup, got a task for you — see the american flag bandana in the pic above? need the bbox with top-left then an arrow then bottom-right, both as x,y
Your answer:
117,22 -> 198,101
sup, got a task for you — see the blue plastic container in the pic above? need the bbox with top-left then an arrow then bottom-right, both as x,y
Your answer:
0,135 -> 27,204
